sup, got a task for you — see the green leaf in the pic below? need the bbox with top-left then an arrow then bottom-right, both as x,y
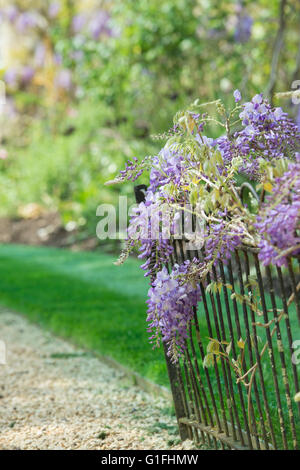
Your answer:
203,353 -> 214,368
207,340 -> 220,354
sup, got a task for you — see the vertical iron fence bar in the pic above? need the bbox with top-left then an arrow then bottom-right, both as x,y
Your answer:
211,264 -> 246,446
288,256 -> 300,416
188,321 -> 218,449
203,268 -> 234,437
199,281 -> 229,436
177,239 -> 214,446
185,247 -> 222,441
253,254 -> 288,449
176,360 -> 194,441
177,241 -> 205,442
177,239 -> 186,263
287,259 -> 300,324
193,311 -> 223,433
162,333 -> 190,440
276,266 -> 300,416
182,349 -> 199,421
171,241 -> 197,440
184,241 -> 219,448
185,347 -> 206,427
182,358 -> 199,442
184,347 -> 208,445
218,261 -> 255,449
188,322 -> 212,428
265,265 -> 298,449
243,250 -> 276,448
237,251 -> 275,448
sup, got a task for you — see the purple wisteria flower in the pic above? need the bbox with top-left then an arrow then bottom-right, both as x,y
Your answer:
48,2 -> 61,19
16,12 -> 37,32
72,14 -> 86,34
127,193 -> 174,278
149,146 -> 184,193
4,68 -> 18,87
118,92 -> 300,362
256,156 -> 300,266
54,53 -> 63,66
216,94 -> 299,178
20,66 -> 35,85
234,14 -> 253,43
204,220 -> 243,264
146,262 -> 201,361
296,106 -> 300,132
119,156 -> 143,182
233,89 -> 242,103
88,10 -> 110,40
55,69 -> 72,90
5,5 -> 18,23
34,44 -> 46,68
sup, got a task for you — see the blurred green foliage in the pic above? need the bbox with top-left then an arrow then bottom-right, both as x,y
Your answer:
0,99 -> 158,234
0,0 -> 299,235
65,0 -> 300,131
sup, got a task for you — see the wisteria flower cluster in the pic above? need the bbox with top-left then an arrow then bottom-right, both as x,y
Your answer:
146,262 -> 201,359
256,154 -> 300,267
111,90 -> 300,362
216,93 -> 299,179
128,197 -> 174,277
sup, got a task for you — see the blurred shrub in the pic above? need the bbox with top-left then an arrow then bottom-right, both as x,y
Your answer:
63,0 -> 300,134
0,0 -> 299,236
0,99 -> 159,233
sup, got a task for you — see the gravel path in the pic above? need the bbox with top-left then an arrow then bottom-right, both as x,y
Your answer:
0,310 -> 196,450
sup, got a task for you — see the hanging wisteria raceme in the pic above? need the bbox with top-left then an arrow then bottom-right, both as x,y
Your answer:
256,154 -> 300,267
234,2 -> 253,43
149,146 -> 184,193
146,262 -> 201,359
112,91 -> 300,362
204,220 -> 244,263
216,93 -> 299,179
127,193 -> 175,278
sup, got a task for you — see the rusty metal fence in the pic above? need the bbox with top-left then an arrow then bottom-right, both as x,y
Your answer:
165,242 -> 300,450
134,185 -> 300,450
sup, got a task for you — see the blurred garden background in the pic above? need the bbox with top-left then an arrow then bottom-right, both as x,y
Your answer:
0,0 -> 299,386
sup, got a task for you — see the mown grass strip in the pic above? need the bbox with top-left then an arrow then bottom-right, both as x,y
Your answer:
0,244 -> 168,386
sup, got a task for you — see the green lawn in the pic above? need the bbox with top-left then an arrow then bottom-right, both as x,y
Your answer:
0,244 -> 168,386
0,243 -> 299,448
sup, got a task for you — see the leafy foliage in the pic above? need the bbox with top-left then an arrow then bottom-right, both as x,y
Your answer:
1,0 -> 300,232
114,91 -> 300,361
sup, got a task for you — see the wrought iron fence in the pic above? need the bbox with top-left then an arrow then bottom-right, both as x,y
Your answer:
165,242 -> 300,450
134,185 -> 300,450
